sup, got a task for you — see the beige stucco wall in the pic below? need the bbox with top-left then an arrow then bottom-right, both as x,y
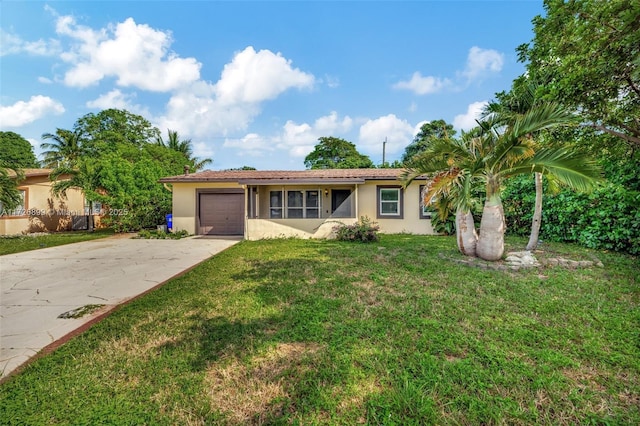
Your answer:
357,180 -> 434,235
0,175 -> 86,235
169,179 -> 433,239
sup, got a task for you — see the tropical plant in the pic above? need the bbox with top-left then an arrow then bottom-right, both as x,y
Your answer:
156,129 -> 212,171
403,102 -> 602,261
41,128 -> 86,168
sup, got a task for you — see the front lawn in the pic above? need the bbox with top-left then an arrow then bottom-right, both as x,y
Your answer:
0,229 -> 114,255
1,235 -> 638,424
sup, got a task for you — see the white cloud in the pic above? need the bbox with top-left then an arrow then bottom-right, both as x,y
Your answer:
0,95 -> 65,127
393,72 -> 451,95
56,15 -> 201,91
453,101 -> 488,131
192,141 -> 215,159
38,76 -> 53,84
0,30 -> 60,57
358,114 -> 415,155
215,46 -> 315,104
223,133 -> 273,156
155,46 -> 316,140
86,89 -> 133,109
461,46 -> 504,81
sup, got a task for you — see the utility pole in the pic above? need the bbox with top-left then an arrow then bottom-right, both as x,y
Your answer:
382,137 -> 387,167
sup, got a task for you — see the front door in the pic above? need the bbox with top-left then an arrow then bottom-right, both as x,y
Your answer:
331,190 -> 352,218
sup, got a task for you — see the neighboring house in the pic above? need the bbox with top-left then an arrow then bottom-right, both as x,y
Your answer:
0,169 -> 96,235
159,168 -> 435,240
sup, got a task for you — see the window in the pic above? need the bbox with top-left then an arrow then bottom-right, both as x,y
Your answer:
0,189 -> 26,216
270,190 -> 321,219
270,191 -> 283,218
419,185 -> 432,219
286,190 -> 319,218
84,200 -> 102,215
377,186 -> 403,219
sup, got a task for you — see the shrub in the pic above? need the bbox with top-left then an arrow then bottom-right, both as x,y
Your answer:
334,216 -> 380,243
502,175 -> 640,255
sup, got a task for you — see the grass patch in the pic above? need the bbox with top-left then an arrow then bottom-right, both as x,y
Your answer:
0,235 -> 638,424
0,229 -> 114,255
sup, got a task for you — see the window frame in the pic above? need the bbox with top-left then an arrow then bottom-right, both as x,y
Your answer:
376,185 -> 403,219
270,189 -> 322,219
419,185 -> 432,220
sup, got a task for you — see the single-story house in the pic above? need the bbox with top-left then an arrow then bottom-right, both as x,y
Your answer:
0,168 -> 98,235
159,168 -> 435,240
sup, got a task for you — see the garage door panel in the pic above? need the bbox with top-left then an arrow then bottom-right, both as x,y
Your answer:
199,193 -> 244,235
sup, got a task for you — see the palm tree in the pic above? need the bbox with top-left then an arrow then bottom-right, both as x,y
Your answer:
403,131 -> 484,256
404,102 -> 601,261
41,128 -> 86,168
482,81 -> 547,251
156,129 -> 212,171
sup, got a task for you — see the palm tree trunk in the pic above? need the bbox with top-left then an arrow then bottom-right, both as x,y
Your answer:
455,208 -> 478,257
476,193 -> 506,261
526,172 -> 543,251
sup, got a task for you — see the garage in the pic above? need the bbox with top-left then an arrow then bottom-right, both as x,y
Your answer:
198,191 -> 244,235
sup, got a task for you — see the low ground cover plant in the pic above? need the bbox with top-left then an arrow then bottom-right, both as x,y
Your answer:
1,235 -> 638,424
136,229 -> 190,240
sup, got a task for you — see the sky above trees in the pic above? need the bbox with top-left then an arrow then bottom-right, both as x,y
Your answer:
0,1 -> 543,170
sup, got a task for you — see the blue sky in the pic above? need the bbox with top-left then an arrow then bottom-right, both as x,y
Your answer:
1,1 -> 544,170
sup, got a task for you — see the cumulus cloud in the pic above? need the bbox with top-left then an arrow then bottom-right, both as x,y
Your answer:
0,95 -> 65,127
358,114 -> 415,155
223,133 -> 274,156
55,15 -> 201,91
453,101 -> 488,131
0,29 -> 60,56
392,72 -> 451,95
461,46 -> 504,81
86,89 -> 133,110
215,46 -> 314,105
393,46 -> 504,95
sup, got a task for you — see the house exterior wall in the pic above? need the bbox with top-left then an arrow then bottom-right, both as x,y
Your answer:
0,174 -> 86,235
171,182 -> 244,235
170,178 -> 434,239
357,180 -> 434,235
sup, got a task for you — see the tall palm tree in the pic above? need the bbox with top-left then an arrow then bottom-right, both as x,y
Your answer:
404,102 -> 601,261
156,129 -> 212,171
41,128 -> 86,168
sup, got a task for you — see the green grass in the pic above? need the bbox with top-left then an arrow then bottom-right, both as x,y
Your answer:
0,229 -> 114,255
1,235 -> 638,425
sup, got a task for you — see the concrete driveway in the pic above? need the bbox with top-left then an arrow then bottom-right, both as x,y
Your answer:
0,234 -> 239,380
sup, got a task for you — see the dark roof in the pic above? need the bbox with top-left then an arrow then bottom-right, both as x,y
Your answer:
160,168 -> 423,184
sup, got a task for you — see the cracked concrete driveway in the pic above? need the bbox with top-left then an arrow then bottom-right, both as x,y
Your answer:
0,234 -> 239,380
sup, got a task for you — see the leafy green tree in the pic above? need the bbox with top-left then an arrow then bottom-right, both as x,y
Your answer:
517,0 -> 640,150
401,120 -> 456,165
0,131 -> 36,210
74,109 -> 160,150
404,102 -> 601,261
155,129 -> 212,171
0,131 -> 39,168
44,110 -> 187,232
304,137 -> 374,169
